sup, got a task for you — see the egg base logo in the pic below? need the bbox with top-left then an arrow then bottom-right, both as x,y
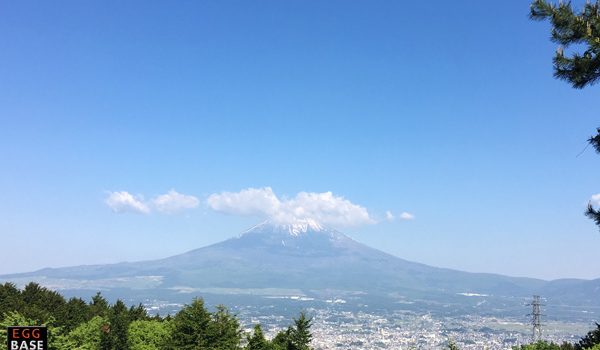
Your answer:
7,327 -> 47,350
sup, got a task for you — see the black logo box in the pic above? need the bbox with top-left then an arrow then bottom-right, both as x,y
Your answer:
6,327 -> 47,350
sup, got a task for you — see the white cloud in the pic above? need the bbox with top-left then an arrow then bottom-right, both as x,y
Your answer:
207,187 -> 280,217
399,212 -> 415,220
385,211 -> 395,222
105,190 -> 199,214
105,191 -> 150,214
591,193 -> 600,206
207,187 -> 374,227
153,190 -> 200,213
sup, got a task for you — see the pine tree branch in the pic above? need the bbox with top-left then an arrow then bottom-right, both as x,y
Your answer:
588,128 -> 600,153
532,0 -> 600,87
585,203 -> 600,229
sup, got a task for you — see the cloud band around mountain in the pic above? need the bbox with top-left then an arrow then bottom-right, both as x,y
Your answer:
105,187 -> 411,227
207,187 -> 375,227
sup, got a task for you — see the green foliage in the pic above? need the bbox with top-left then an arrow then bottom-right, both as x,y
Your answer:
0,311 -> 66,350
0,283 -> 311,350
560,342 -> 576,350
588,128 -> 600,154
168,298 -> 212,349
206,305 -> 242,350
58,297 -> 90,333
246,325 -> 273,350
90,292 -> 110,318
586,203 -> 600,228
61,315 -> 106,350
530,0 -> 600,89
0,311 -> 39,347
128,319 -> 172,350
21,282 -> 66,322
448,339 -> 461,350
287,312 -> 313,350
574,323 -> 600,349
0,283 -> 23,317
513,341 -> 575,350
530,0 -> 600,229
129,304 -> 149,322
166,299 -> 254,350
267,315 -> 315,350
108,300 -> 131,350
271,328 -> 291,350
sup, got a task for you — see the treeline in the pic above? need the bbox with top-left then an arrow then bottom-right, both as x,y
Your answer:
0,282 -> 313,350
448,324 -> 600,350
510,327 -> 600,350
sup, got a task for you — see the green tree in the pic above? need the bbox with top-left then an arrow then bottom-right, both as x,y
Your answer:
0,311 -> 66,350
20,282 -> 66,323
530,0 -> 600,89
0,285 -> 317,350
448,339 -> 461,350
206,305 -> 242,350
530,0 -> 600,228
513,341 -> 575,350
287,312 -> 313,350
575,323 -> 600,349
128,319 -> 172,350
246,325 -> 273,350
108,299 -> 131,350
168,298 -> 212,350
0,311 -> 37,348
0,283 -> 23,316
128,304 -> 149,322
90,292 -> 110,318
62,315 -> 107,350
100,322 -> 112,350
271,328 -> 291,350
58,297 -> 91,333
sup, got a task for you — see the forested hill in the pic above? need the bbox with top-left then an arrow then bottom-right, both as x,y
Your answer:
0,282 -> 313,350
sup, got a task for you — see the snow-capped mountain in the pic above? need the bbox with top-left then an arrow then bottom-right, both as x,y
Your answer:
1,221 -> 599,309
242,219 -> 326,236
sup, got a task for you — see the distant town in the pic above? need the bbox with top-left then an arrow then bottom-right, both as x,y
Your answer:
143,297 -> 591,350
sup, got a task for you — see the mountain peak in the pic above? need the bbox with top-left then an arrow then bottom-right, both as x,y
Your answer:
243,219 -> 325,237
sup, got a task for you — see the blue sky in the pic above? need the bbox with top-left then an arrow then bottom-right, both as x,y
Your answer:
1,1 -> 598,279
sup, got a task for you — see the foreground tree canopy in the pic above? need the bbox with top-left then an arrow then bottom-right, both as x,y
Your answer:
448,325 -> 600,349
0,282 -> 314,350
5,282 -> 600,349
530,0 -> 600,228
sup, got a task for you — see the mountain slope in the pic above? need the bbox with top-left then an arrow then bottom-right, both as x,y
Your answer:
1,221 -> 597,304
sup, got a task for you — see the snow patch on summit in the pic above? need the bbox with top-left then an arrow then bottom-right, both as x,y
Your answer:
243,219 -> 325,237
278,219 -> 324,236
